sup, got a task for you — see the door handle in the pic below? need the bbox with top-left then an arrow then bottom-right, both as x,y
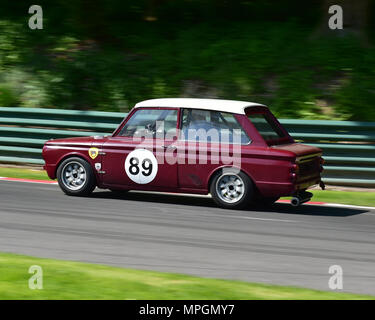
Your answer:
162,145 -> 177,150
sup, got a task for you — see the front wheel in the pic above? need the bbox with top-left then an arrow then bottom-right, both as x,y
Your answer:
57,157 -> 96,196
210,170 -> 254,209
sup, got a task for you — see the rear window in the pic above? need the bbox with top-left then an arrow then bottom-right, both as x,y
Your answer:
247,113 -> 287,144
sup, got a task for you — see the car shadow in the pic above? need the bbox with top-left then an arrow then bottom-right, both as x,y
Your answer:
250,203 -> 369,217
92,190 -> 217,207
91,190 -> 370,217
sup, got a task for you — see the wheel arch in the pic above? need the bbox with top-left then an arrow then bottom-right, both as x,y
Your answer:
55,152 -> 96,182
206,165 -> 257,192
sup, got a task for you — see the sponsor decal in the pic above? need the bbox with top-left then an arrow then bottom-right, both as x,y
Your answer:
88,147 -> 99,160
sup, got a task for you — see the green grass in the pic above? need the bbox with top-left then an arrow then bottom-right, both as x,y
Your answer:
1,166 -> 374,207
283,190 -> 375,208
0,252 -> 372,300
0,167 -> 49,180
310,190 -> 375,207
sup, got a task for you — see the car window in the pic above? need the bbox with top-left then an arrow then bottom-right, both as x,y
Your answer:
119,108 -> 178,137
180,109 -> 250,144
247,113 -> 286,142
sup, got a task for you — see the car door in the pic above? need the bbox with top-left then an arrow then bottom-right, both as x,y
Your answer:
176,109 -> 251,190
101,107 -> 179,190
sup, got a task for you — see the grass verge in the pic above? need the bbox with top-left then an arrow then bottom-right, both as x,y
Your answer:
281,189 -> 375,208
308,190 -> 375,207
0,167 -> 49,180
0,252 -> 372,300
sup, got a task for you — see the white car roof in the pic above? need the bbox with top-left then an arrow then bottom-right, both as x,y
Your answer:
134,98 -> 266,115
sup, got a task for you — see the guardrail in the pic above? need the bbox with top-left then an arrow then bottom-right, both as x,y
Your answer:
0,107 -> 374,187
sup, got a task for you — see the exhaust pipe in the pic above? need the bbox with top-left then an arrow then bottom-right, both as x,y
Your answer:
291,197 -> 301,207
291,191 -> 313,207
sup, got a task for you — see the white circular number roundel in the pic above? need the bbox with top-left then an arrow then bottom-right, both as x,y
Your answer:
125,149 -> 158,184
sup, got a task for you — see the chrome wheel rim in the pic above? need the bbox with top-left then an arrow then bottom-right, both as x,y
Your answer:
61,161 -> 87,191
215,174 -> 245,204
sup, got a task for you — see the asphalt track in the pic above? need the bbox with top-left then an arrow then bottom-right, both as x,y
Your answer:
1,180 -> 375,295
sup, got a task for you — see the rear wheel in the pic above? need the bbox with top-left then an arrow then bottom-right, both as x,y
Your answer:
210,170 -> 254,209
57,157 -> 96,196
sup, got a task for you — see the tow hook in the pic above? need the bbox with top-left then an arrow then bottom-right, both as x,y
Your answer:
291,191 -> 313,207
319,180 -> 326,190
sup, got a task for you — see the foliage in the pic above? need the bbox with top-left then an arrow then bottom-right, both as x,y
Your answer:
0,83 -> 19,107
0,1 -> 374,120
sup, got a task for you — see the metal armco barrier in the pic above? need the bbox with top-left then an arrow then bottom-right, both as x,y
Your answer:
0,107 -> 374,187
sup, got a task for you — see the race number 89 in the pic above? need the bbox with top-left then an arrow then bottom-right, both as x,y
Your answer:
125,149 -> 158,184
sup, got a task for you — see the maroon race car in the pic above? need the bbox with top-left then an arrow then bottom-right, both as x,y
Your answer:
43,98 -> 325,209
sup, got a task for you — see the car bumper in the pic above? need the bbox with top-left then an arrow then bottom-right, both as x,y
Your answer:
295,175 -> 322,191
43,164 -> 57,179
257,175 -> 322,198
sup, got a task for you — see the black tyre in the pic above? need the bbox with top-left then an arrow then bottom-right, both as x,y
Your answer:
210,169 -> 254,209
57,157 -> 96,196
